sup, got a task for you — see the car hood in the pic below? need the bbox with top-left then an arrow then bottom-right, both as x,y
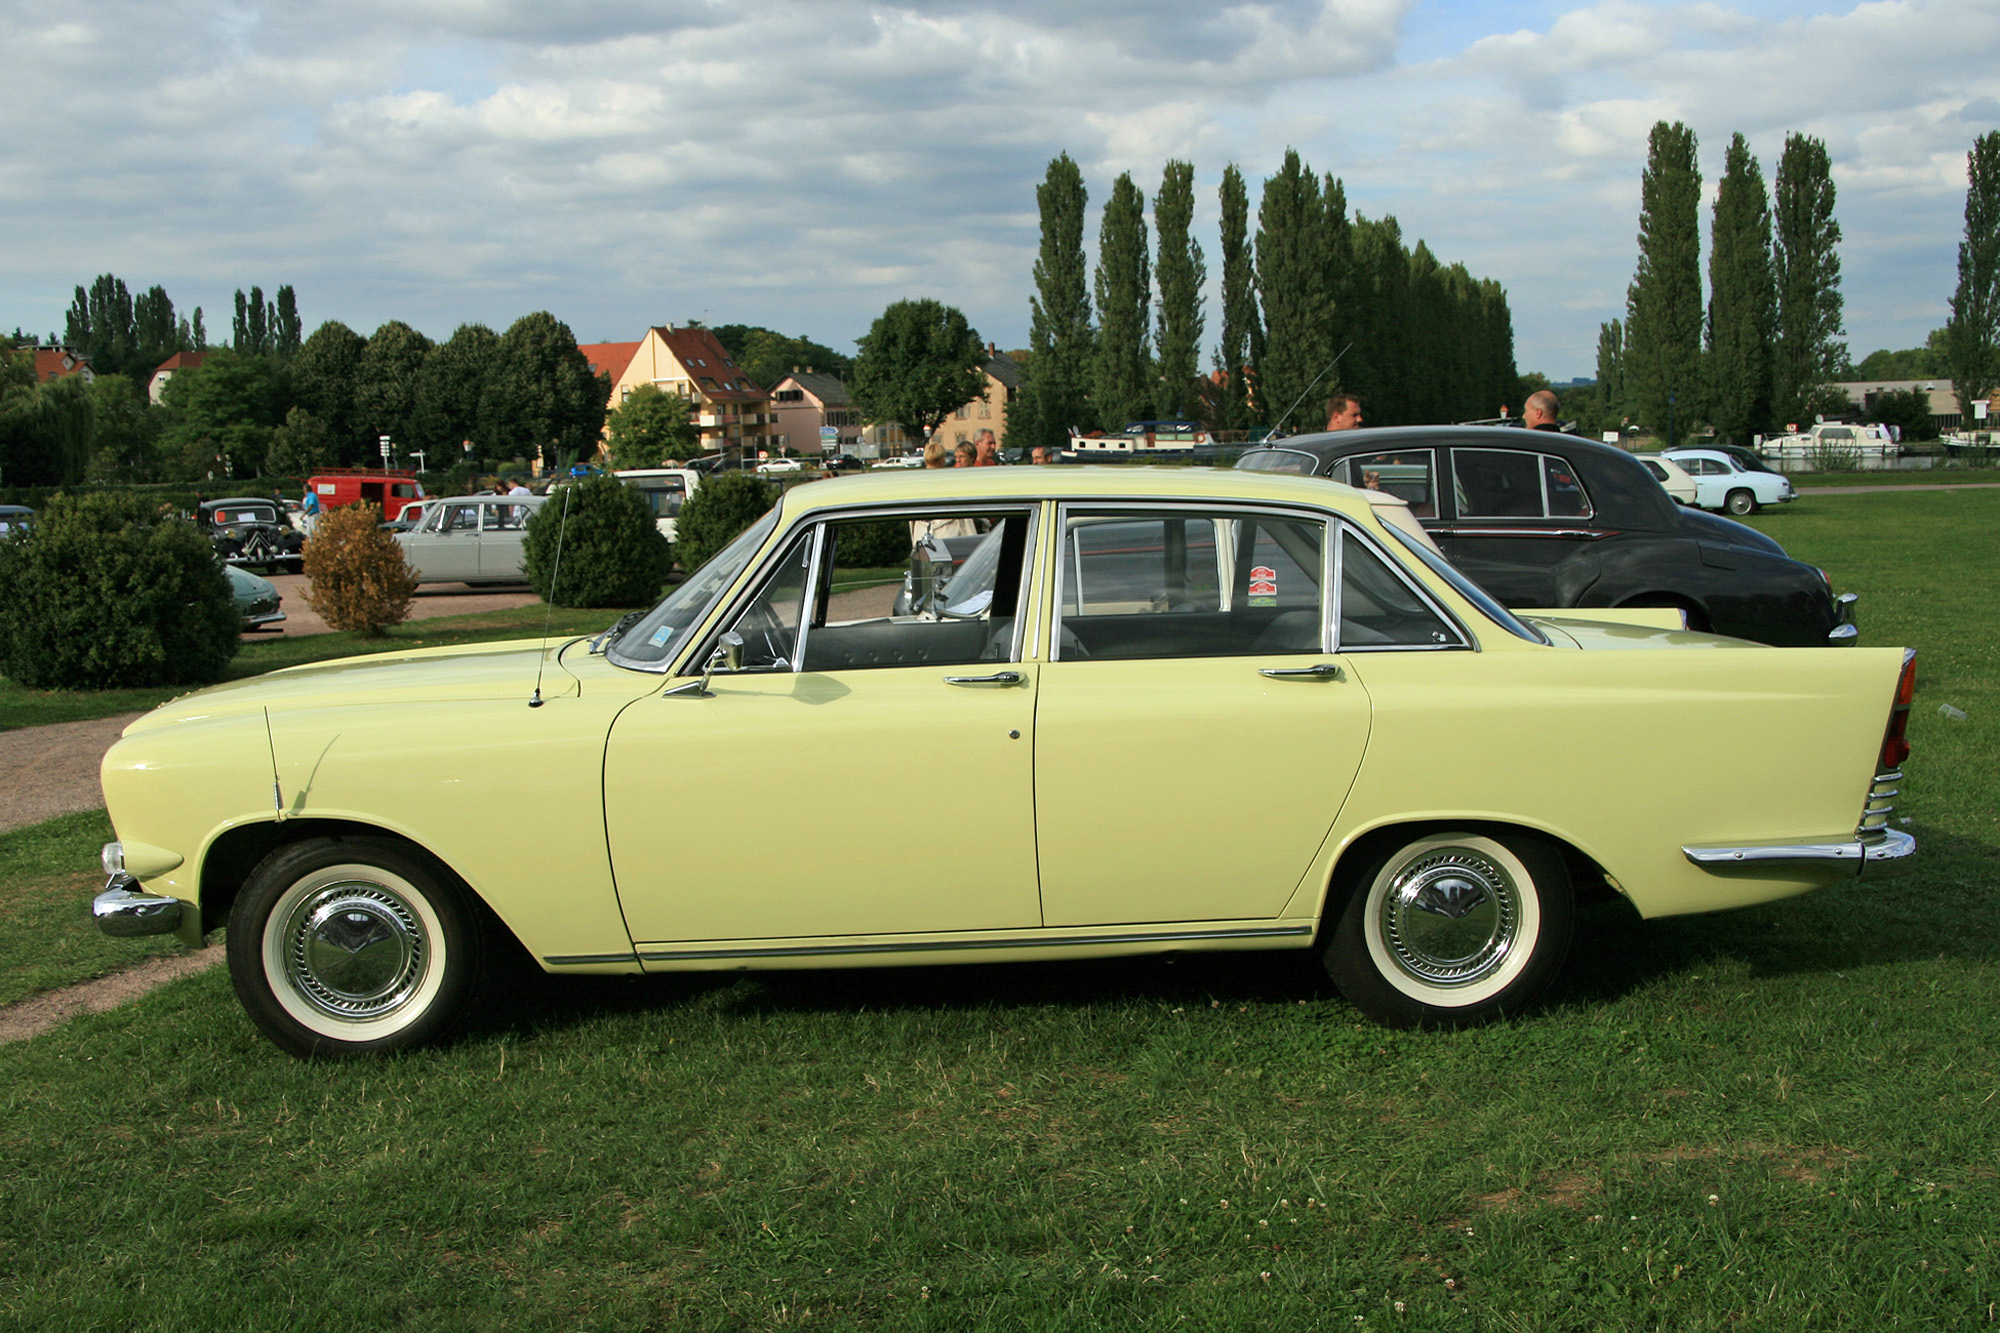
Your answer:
121,639 -> 598,736
1673,504 -> 1785,555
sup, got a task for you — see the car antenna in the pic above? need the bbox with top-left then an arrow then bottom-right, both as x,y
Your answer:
1259,343 -> 1352,443
528,483 -> 573,708
263,707 -> 285,820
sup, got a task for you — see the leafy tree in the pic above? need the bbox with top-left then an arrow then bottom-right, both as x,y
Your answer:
850,298 -> 987,444
1862,388 -> 1940,442
290,321 -> 368,463
1946,131 -> 2000,422
1092,172 -> 1153,428
1215,164 -> 1261,430
265,407 -> 336,476
1596,319 -> 1626,424
1255,150 -> 1335,434
413,323 -> 498,455
1852,343 -> 1945,380
1773,133 -> 1847,429
481,312 -> 608,465
523,475 -> 672,607
0,492 -> 237,688
1153,160 -> 1205,422
1009,154 -> 1094,448
673,471 -> 775,572
1624,121 -> 1704,445
607,383 -> 701,467
159,348 -> 284,478
1706,133 -> 1776,445
352,320 -> 435,455
83,374 -> 162,482
710,325 -> 853,387
0,369 -> 94,486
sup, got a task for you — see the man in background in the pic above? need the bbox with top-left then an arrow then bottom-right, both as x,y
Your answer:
1523,389 -> 1563,432
1325,394 -> 1363,431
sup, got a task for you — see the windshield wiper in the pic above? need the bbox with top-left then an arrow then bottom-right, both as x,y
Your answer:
591,611 -> 644,655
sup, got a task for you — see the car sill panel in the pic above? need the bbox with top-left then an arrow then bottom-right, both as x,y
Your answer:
630,923 -> 1313,964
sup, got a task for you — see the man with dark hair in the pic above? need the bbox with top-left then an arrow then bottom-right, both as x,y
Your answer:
1325,394 -> 1363,431
1523,389 -> 1563,432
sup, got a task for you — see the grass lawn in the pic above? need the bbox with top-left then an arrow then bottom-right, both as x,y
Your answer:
1784,468 -> 2000,489
0,493 -> 1994,1329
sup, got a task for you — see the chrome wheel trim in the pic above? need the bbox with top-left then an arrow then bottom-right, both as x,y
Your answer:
261,863 -> 447,1040
1363,835 -> 1540,1007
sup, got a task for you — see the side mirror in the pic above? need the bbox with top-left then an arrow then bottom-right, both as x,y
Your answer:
718,630 -> 745,672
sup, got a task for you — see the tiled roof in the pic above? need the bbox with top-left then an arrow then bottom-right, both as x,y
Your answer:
649,325 -> 766,403
578,341 -> 640,380
34,348 -> 92,381
984,355 -> 1023,389
152,351 -> 207,374
772,371 -> 851,407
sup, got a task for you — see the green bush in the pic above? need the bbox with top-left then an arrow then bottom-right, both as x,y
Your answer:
837,517 -> 913,567
0,493 -> 239,689
673,472 -> 776,572
523,475 -> 673,607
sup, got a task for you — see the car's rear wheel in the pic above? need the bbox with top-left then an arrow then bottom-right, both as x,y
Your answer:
1324,831 -> 1573,1028
1725,488 -> 1756,516
227,837 -> 488,1058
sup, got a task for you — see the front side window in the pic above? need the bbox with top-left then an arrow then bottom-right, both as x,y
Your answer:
723,509 -> 1033,674
1337,530 -> 1466,650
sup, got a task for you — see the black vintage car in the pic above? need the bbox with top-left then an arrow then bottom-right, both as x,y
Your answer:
198,497 -> 306,575
1237,426 -> 1854,647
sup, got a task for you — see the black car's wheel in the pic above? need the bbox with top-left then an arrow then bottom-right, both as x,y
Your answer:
1324,831 -> 1573,1029
227,837 -> 489,1058
1725,488 -> 1756,516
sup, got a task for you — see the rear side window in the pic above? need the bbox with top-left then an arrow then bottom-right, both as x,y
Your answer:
1453,449 -> 1593,519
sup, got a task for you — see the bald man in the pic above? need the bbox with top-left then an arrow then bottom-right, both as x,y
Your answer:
1523,389 -> 1562,432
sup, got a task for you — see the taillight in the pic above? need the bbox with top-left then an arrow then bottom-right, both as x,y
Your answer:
1880,648 -> 1916,771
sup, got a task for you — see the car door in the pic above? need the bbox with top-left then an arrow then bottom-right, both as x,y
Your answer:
603,505 -> 1045,947
397,501 -> 482,582
1430,447 -> 1599,606
477,500 -> 533,578
1031,504 -> 1378,928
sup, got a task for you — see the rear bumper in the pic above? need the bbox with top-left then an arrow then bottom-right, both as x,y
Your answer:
1682,827 -> 1915,880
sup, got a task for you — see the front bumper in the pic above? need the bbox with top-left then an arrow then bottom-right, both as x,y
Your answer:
92,874 -> 186,937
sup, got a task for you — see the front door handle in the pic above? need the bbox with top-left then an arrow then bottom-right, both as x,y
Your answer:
1258,663 -> 1344,680
943,671 -> 1024,686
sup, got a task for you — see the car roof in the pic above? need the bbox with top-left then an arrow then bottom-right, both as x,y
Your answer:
430,493 -> 546,504
1242,423 -> 1632,465
201,496 -> 279,507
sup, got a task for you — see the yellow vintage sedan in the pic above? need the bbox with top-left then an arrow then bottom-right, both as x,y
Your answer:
92,468 -> 1917,1056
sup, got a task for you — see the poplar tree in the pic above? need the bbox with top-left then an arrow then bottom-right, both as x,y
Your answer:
1010,154 -> 1094,447
1946,131 -> 2000,421
1773,133 -> 1846,428
1706,133 -> 1776,444
1596,319 -> 1625,423
1092,172 -> 1153,429
274,286 -> 303,359
1255,150 -> 1333,434
1624,121 -> 1704,446
1152,160 -> 1205,421
1214,164 -> 1260,430
1351,215 -> 1409,424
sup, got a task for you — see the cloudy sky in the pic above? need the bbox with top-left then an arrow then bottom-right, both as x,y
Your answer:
4,0 -> 1995,382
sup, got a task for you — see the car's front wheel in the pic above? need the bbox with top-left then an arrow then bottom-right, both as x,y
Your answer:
1725,488 -> 1756,516
1324,831 -> 1573,1028
227,837 -> 489,1058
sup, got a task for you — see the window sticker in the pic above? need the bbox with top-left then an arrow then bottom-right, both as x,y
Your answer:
1249,564 -> 1278,607
649,626 -> 674,647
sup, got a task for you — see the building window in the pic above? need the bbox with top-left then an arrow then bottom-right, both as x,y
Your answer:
978,400 -> 991,418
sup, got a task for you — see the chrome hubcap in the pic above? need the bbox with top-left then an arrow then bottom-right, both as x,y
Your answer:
280,881 -> 427,1021
1379,849 -> 1518,988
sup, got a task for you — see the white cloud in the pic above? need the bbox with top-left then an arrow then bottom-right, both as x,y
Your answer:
0,0 -> 1994,374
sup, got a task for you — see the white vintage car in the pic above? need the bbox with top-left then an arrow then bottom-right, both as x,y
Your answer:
392,494 -> 545,584
94,467 -> 1916,1056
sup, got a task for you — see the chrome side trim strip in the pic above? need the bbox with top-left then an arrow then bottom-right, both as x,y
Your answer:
636,924 -> 1313,963
1681,827 -> 1915,880
1445,527 -> 1617,540
541,953 -> 642,967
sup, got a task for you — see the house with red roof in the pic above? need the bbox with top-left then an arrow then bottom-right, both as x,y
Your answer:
32,346 -> 95,385
148,351 -> 206,403
606,325 -> 773,458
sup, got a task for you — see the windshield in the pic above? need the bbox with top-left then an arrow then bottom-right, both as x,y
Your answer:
1235,448 -> 1319,476
1379,521 -> 1548,645
608,509 -> 780,668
